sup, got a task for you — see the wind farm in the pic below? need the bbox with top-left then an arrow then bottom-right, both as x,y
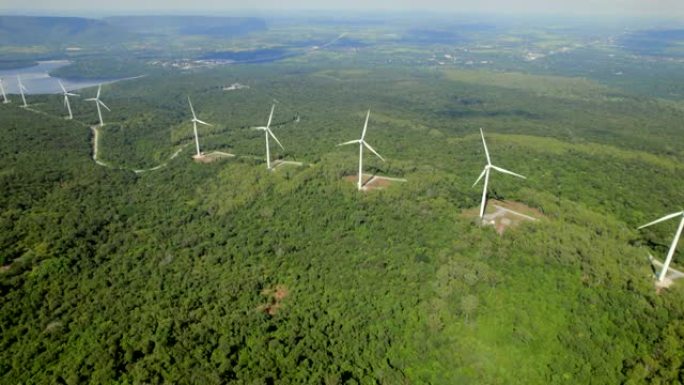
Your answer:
1,9 -> 684,385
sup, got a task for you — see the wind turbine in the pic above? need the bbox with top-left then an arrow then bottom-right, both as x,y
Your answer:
187,96 -> 213,158
0,78 -> 9,104
252,104 -> 284,169
85,85 -> 110,126
58,80 -> 79,120
639,211 -> 684,283
473,128 -> 526,219
338,109 -> 385,191
17,76 -> 28,107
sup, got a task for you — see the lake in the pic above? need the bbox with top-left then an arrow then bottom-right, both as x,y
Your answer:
0,60 -> 134,95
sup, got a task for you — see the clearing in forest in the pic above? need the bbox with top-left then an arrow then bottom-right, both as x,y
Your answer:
463,199 -> 542,234
343,173 -> 407,191
258,285 -> 289,316
192,151 -> 235,163
271,159 -> 304,170
650,255 -> 684,291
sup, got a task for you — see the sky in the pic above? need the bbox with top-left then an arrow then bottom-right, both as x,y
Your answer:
1,0 -> 684,17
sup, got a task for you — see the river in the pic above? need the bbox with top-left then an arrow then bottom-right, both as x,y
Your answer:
0,60 -> 133,94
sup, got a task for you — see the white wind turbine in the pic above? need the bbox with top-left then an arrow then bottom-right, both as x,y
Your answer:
17,76 -> 28,107
252,104 -> 284,169
58,80 -> 79,120
639,211 -> 684,283
473,128 -> 526,219
338,109 -> 385,191
0,78 -> 9,104
187,96 -> 213,158
85,85 -> 110,126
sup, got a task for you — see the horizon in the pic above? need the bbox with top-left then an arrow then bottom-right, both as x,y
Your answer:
1,0 -> 684,20
0,10 -> 682,24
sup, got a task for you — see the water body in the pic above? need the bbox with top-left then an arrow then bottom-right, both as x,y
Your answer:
0,60 -> 133,95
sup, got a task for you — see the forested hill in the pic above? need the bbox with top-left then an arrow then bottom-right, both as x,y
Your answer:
104,16 -> 267,37
0,16 -> 130,45
2,59 -> 684,383
0,15 -> 268,47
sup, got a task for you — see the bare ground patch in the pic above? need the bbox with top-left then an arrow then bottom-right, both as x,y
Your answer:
343,173 -> 407,191
258,284 -> 290,316
192,151 -> 235,163
463,199 -> 543,234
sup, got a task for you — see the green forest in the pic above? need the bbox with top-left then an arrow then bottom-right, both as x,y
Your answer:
2,14 -> 684,385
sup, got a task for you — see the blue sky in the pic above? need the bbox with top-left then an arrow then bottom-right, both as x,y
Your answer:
1,0 -> 683,16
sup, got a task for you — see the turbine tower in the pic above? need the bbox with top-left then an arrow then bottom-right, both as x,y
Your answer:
253,104 -> 284,169
58,80 -> 79,120
639,211 -> 684,282
338,109 -> 385,191
0,78 -> 9,104
473,128 -> 526,219
85,85 -> 110,126
17,76 -> 28,107
187,96 -> 213,158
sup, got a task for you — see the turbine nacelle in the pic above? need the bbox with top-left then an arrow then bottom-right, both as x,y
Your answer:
58,80 -> 79,97
85,86 -> 110,109
473,164 -> 526,187
85,97 -> 111,110
193,118 -> 212,127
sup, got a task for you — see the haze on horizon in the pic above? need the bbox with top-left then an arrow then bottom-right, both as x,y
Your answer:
1,0 -> 684,18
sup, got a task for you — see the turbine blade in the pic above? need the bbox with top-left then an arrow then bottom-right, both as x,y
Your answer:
361,108 -> 371,140
96,85 -> 101,99
639,212 -> 684,230
491,165 -> 526,179
67,92 -> 79,97
480,128 -> 491,165
472,168 -> 487,187
268,129 -> 285,150
58,79 -> 67,94
338,139 -> 360,146
195,119 -> 212,127
98,100 -> 111,111
187,97 -> 197,119
363,141 -> 384,161
266,104 -> 275,128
